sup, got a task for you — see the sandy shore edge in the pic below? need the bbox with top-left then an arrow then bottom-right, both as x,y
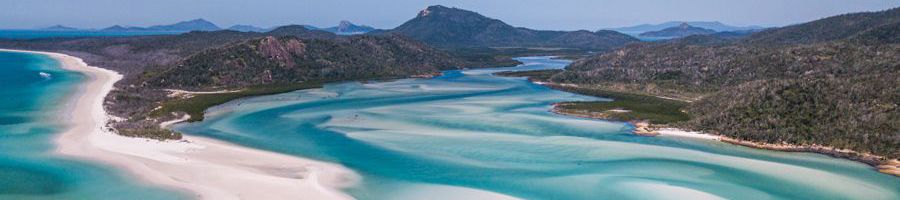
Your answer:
550,103 -> 900,177
1,49 -> 361,200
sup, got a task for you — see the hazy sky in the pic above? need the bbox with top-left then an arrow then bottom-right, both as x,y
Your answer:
2,0 -> 898,30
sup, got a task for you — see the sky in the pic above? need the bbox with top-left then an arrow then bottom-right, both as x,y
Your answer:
2,0 -> 898,30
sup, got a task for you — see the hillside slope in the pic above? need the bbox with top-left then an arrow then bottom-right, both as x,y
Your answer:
147,34 -> 458,89
639,23 -> 717,38
384,5 -> 639,50
745,8 -> 900,45
0,27 -> 461,139
552,8 -> 900,158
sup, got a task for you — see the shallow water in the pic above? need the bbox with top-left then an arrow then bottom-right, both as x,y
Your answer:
0,51 -> 186,200
176,56 -> 900,200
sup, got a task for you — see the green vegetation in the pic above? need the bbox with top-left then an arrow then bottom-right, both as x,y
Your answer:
151,82 -> 324,122
639,23 -> 716,38
449,51 -> 521,68
445,47 -> 589,68
550,85 -> 690,124
493,69 -> 562,82
118,128 -> 182,140
386,5 -> 638,50
0,28 -> 463,140
554,8 -> 900,158
497,69 -> 690,124
687,75 -> 899,158
150,35 -> 460,89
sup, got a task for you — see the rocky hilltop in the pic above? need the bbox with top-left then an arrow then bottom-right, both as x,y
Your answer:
383,5 -> 638,50
321,21 -> 375,34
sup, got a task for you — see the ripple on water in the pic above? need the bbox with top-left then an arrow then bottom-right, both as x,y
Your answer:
175,57 -> 900,200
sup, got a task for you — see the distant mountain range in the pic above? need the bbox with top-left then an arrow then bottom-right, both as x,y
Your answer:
99,25 -> 138,32
378,5 -> 638,50
639,23 -> 717,38
225,21 -> 374,35
40,25 -> 79,31
145,19 -> 220,31
610,21 -> 764,34
28,19 -> 376,35
321,21 -> 375,35
101,19 -> 221,32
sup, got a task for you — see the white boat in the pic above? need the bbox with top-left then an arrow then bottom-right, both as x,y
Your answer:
39,72 -> 51,79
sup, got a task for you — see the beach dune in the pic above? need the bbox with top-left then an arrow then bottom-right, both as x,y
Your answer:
2,49 -> 360,200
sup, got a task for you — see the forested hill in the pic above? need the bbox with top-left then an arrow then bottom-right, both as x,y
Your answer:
551,7 -> 900,158
744,7 -> 900,45
0,26 -> 462,140
146,34 -> 459,89
638,23 -> 717,38
380,5 -> 639,51
0,27 -> 325,75
0,25 -> 459,90
557,7 -> 900,93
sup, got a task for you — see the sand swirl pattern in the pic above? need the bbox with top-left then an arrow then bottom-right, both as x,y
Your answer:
176,57 -> 900,200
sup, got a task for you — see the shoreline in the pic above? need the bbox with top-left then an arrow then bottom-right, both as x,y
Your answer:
1,49 -> 362,200
550,99 -> 900,177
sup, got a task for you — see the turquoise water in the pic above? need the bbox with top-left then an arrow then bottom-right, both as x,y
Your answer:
0,51 -> 187,200
0,30 -> 180,39
177,57 -> 900,200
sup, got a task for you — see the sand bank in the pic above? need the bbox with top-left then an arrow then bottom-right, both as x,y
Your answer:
2,49 -> 361,200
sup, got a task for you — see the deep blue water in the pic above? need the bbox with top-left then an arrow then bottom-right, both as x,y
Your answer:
0,30 -> 180,39
0,51 -> 186,199
175,57 -> 900,200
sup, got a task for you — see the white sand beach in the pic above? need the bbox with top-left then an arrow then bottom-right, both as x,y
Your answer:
654,128 -> 721,140
1,49 -> 360,200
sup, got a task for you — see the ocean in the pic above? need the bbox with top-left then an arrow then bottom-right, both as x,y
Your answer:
0,51 -> 186,199
0,30 -> 180,40
175,56 -> 900,200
